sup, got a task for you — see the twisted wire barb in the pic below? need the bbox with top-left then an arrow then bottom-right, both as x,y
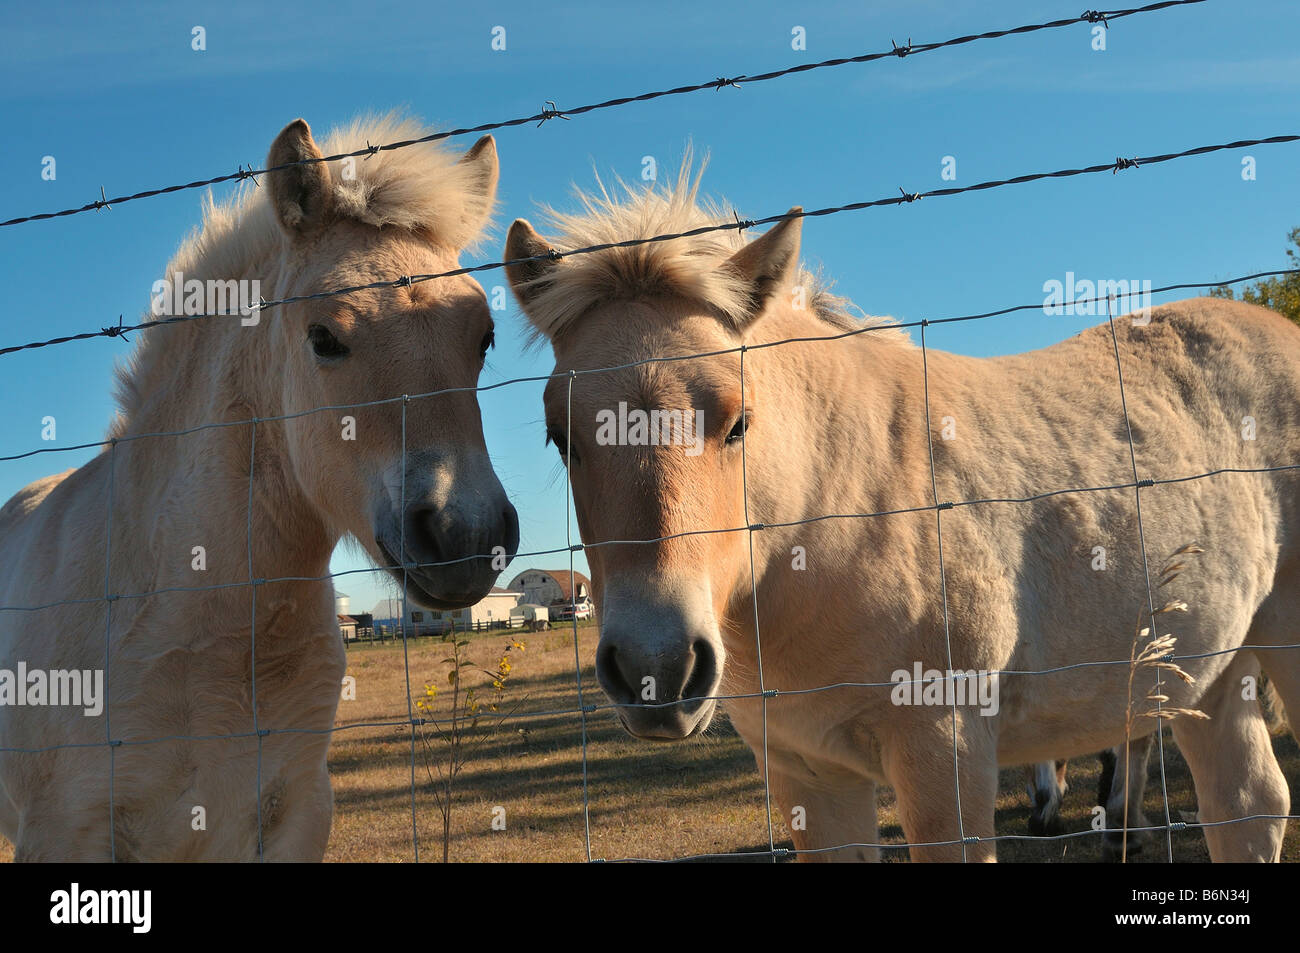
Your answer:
0,0 -> 1205,229
2,130 -> 1294,360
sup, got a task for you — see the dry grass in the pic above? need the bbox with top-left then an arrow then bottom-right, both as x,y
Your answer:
1,624 -> 1296,862
327,623 -> 766,862
327,626 -> 1299,862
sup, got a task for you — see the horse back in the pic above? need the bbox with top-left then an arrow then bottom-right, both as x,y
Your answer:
0,468 -> 74,538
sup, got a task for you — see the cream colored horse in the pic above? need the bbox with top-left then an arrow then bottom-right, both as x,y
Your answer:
506,163 -> 1300,862
0,115 -> 519,860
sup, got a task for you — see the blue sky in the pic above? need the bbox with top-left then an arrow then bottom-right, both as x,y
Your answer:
1,0 -> 1298,615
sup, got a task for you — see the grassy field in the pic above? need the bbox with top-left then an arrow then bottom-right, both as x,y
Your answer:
2,624 -> 1296,862
323,625 -> 1300,862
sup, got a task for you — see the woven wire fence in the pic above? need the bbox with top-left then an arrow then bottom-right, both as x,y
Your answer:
2,0 -> 1298,862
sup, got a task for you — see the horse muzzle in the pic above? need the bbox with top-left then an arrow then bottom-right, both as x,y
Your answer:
595,612 -> 722,741
375,494 -> 520,609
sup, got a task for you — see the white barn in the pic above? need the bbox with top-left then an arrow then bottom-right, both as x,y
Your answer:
371,588 -> 523,635
506,569 -> 594,611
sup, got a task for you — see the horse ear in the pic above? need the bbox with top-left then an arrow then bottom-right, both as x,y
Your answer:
723,208 -> 803,325
267,119 -> 332,238
456,135 -> 499,241
505,218 -> 560,312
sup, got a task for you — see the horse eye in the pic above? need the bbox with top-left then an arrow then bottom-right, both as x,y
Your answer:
479,328 -> 495,361
546,427 -> 577,464
725,414 -> 750,445
307,324 -> 349,360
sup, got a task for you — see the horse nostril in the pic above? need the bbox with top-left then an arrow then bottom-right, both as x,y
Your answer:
683,638 -> 717,701
405,505 -> 445,567
596,635 -> 718,708
596,642 -> 636,703
500,503 -> 520,558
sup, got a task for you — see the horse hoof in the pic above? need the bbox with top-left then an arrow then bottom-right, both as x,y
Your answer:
1028,813 -> 1065,837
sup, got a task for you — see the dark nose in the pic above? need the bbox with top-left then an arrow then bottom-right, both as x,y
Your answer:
406,501 -> 519,570
596,634 -> 718,739
597,637 -> 717,704
500,502 -> 521,559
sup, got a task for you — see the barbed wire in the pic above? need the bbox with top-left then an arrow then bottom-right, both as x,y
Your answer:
0,0 -> 1206,230
3,0 -> 1296,863
1,130 -> 1294,361
1,266 -> 1292,474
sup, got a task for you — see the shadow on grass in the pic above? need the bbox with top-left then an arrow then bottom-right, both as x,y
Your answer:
330,638 -> 1300,862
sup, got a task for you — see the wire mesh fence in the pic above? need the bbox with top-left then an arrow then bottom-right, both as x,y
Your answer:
0,0 -> 1297,863
3,265 -> 1298,861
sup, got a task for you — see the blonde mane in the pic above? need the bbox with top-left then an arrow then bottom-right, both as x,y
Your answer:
518,153 -> 908,346
112,113 -> 493,436
182,112 -> 496,280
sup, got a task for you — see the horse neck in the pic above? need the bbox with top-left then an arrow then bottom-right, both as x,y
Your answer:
747,301 -> 921,503
735,302 -> 927,632
111,243 -> 336,597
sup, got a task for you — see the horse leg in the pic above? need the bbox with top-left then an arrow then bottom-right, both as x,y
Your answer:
768,769 -> 879,862
1026,760 -> 1067,836
259,765 -> 333,862
886,717 -> 998,863
1257,649 -> 1299,740
1170,651 -> 1287,862
14,805 -> 113,861
1101,735 -> 1154,862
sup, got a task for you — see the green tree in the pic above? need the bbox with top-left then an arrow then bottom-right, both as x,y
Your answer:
1209,227 -> 1300,324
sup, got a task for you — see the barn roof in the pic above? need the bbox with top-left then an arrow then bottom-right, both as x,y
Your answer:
371,598 -> 404,619
514,569 -> 593,603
